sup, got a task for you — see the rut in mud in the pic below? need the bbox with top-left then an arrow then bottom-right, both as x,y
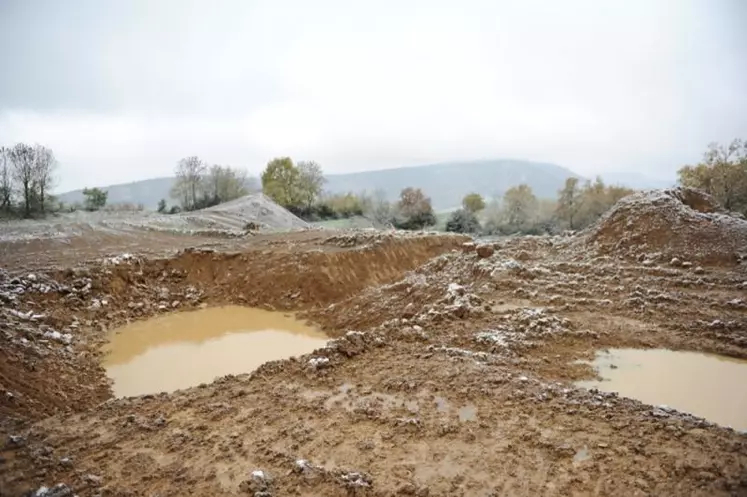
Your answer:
1,213 -> 747,496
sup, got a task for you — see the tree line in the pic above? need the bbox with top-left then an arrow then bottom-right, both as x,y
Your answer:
444,178 -> 635,235
260,157 -> 440,228
157,138 -> 747,225
258,155 -> 640,233
4,139 -> 743,226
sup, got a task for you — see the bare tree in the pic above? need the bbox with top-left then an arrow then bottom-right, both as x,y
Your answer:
366,188 -> 392,226
0,146 -> 12,213
296,161 -> 325,208
171,156 -> 206,210
34,144 -> 56,214
503,184 -> 538,231
556,177 -> 583,229
203,165 -> 251,205
10,143 -> 36,217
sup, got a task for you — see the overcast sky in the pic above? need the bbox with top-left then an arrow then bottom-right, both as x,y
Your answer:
0,0 -> 745,193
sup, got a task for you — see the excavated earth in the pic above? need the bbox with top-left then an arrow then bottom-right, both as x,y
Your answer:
1,217 -> 747,496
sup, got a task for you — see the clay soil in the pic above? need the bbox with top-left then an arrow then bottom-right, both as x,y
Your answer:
1,223 -> 746,496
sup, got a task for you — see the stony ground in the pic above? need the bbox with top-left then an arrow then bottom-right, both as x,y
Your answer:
1,200 -> 747,496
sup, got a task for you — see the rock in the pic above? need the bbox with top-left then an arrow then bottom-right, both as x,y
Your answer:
460,242 -> 476,253
8,434 -> 25,446
307,357 -> 330,370
669,257 -> 682,266
652,408 -> 669,418
239,470 -> 271,493
171,300 -> 180,308
84,474 -> 102,486
475,244 -> 495,259
694,266 -> 705,274
339,471 -> 372,488
681,261 -> 693,268
32,484 -> 74,497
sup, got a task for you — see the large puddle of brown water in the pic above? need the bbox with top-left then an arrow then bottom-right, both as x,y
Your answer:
576,348 -> 747,431
102,306 -> 328,397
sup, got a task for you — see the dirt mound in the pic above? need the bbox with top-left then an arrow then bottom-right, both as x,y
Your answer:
182,193 -> 309,231
584,187 -> 747,265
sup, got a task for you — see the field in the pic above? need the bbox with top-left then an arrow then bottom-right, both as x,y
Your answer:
1,188 -> 746,496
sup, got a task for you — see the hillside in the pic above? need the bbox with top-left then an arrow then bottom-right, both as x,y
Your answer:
324,159 -> 580,209
57,159 -> 668,211
57,177 -> 176,210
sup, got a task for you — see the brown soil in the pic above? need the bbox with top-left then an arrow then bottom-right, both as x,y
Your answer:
1,218 -> 747,496
581,187 -> 747,266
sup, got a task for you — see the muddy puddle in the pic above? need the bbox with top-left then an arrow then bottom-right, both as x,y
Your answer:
102,306 -> 328,397
577,348 -> 747,430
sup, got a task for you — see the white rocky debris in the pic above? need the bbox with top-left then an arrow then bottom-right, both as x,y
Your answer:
43,331 -> 73,344
103,253 -> 137,265
426,345 -> 491,362
307,357 -> 330,369
8,309 -> 45,321
339,471 -> 372,488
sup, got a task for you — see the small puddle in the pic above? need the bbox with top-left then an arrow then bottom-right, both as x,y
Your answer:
102,306 -> 328,397
434,396 -> 450,413
573,446 -> 591,465
458,404 -> 478,422
577,348 -> 747,430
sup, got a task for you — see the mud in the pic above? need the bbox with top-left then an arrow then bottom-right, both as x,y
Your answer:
577,348 -> 747,431
1,208 -> 747,496
103,306 -> 328,397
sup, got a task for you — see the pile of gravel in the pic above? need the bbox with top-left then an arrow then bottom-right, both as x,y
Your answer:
185,193 -> 309,231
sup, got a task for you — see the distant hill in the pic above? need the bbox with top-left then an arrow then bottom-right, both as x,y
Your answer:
324,159 -> 581,209
56,160 -> 671,211
57,177 -> 176,210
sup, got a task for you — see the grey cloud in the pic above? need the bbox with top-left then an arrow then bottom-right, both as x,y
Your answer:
0,0 -> 745,191
0,0 -> 286,114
